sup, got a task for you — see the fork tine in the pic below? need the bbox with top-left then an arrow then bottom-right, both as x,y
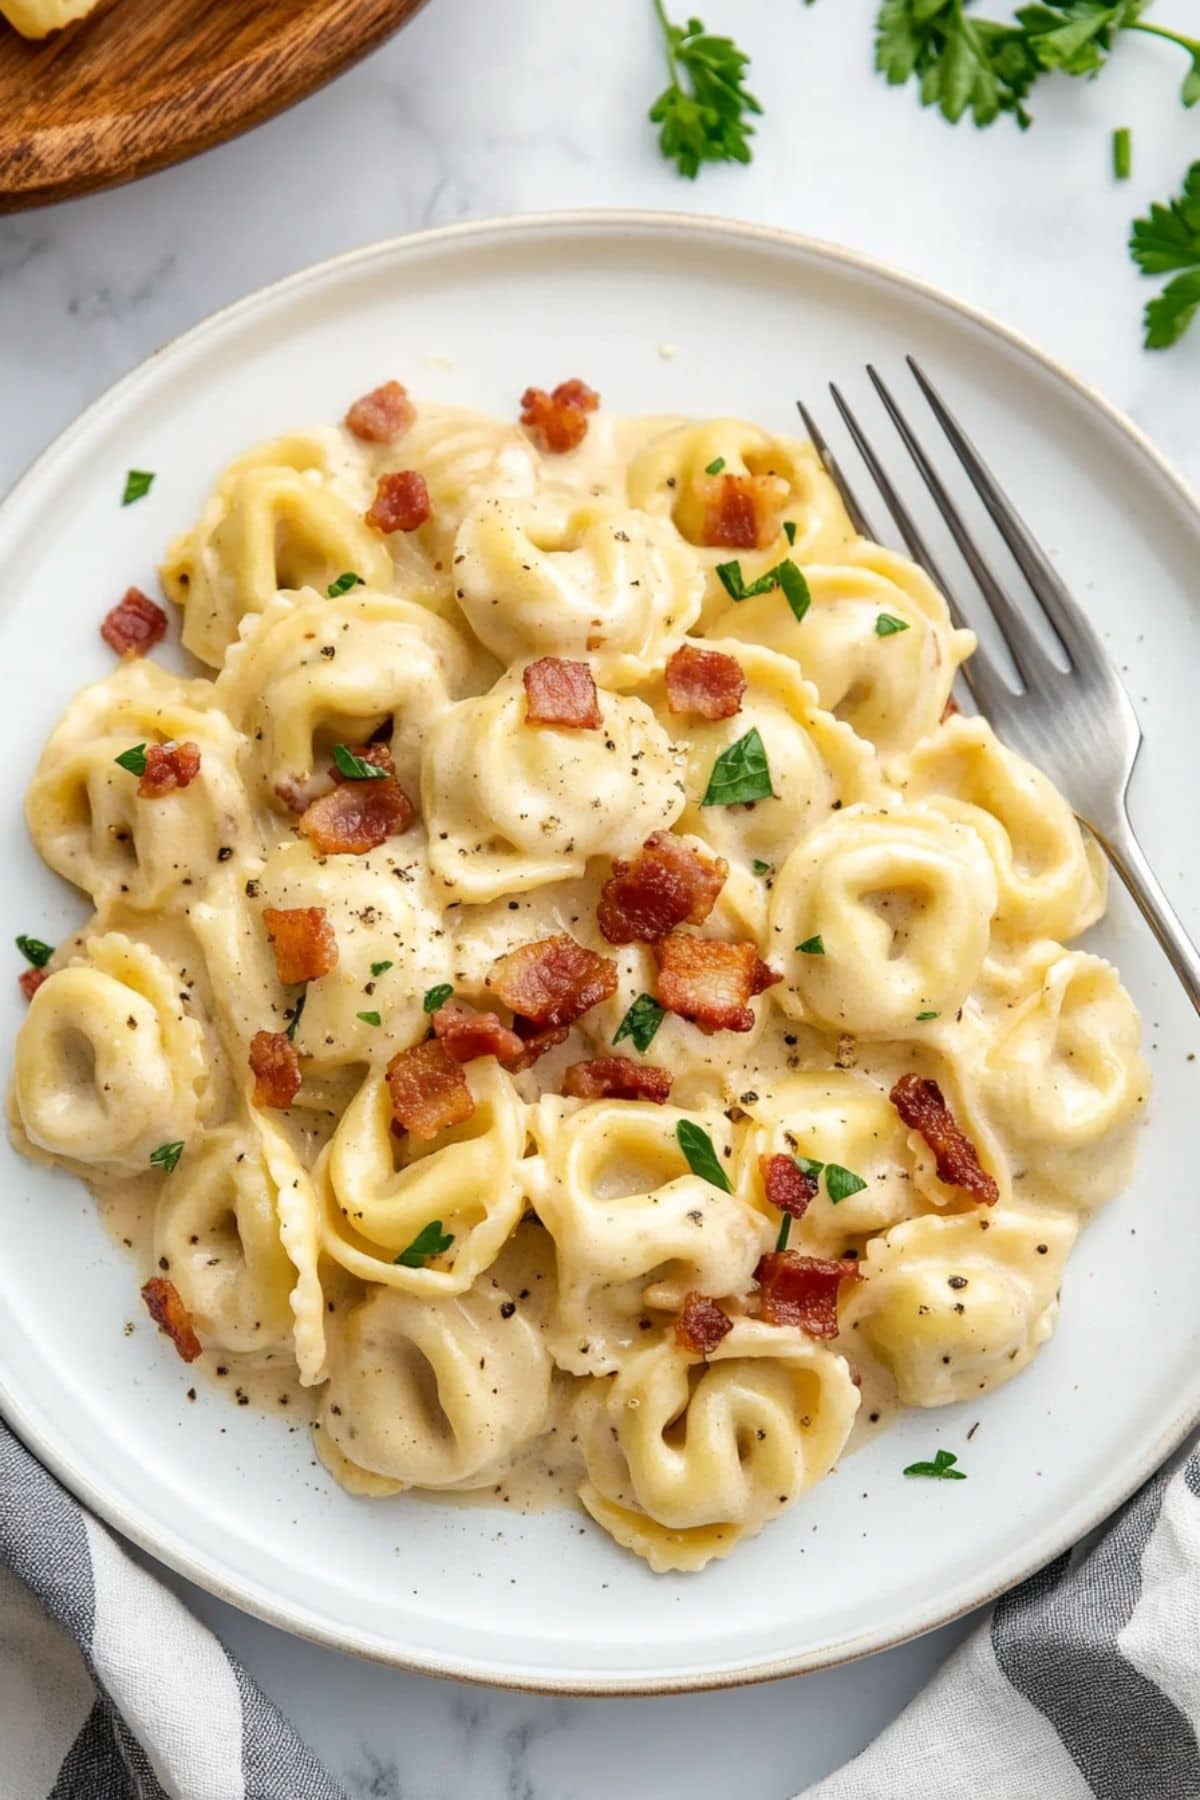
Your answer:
795,399 -> 881,541
865,365 -> 1062,693
905,356 -> 1108,679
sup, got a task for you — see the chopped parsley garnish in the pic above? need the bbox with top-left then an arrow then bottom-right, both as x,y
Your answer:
286,989 -> 306,1042
15,935 -> 53,968
825,1163 -> 868,1204
795,1156 -> 825,1181
371,960 -> 394,977
752,859 -> 772,877
114,743 -> 148,776
705,456 -> 726,475
783,520 -> 797,545
775,1213 -> 792,1252
356,1010 -> 382,1027
332,744 -> 388,781
676,1119 -> 733,1192
394,1219 -> 455,1268
649,1 -> 761,179
875,612 -> 910,636
122,469 -> 155,506
1113,124 -> 1132,180
327,571 -> 364,597
916,1009 -> 940,1021
613,992 -> 666,1053
715,556 -> 810,622
797,935 -> 825,955
1131,161 -> 1200,348
423,982 -> 455,1013
149,1141 -> 184,1174
701,726 -> 775,807
904,1448 -> 967,1481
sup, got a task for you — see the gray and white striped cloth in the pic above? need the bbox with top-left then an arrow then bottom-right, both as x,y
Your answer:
2,1417 -> 1197,1799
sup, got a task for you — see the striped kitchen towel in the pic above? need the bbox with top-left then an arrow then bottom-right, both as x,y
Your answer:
803,1436 -> 1200,1800
0,1421 -> 345,1800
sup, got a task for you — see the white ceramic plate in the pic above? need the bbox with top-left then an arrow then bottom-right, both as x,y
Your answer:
1,213 -> 1197,1695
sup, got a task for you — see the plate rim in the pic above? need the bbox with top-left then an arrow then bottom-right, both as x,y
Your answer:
2,207 -> 1197,1695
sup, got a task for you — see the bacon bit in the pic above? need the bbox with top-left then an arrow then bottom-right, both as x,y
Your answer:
674,1292 -> 734,1357
330,741 -> 396,782
597,832 -> 727,945
697,471 -> 788,551
522,657 -> 602,729
385,1039 -> 474,1141
889,1074 -> 999,1204
487,934 -> 617,1028
760,1153 -> 818,1220
365,470 -> 431,534
344,380 -> 415,444
941,695 -> 961,722
664,643 -> 746,720
654,933 -> 781,1034
262,906 -> 338,985
18,967 -> 47,1002
141,1276 -> 203,1363
755,1252 -> 861,1338
507,1015 -> 570,1071
432,999 -> 526,1068
519,379 -> 600,454
297,777 -> 414,855
100,586 -> 168,658
138,741 -> 201,799
249,1030 -> 302,1110
561,1057 -> 674,1103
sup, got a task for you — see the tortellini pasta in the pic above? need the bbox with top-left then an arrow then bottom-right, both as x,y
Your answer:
11,389 -> 1147,1575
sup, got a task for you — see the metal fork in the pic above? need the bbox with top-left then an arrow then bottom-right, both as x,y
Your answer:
798,359 -> 1200,1017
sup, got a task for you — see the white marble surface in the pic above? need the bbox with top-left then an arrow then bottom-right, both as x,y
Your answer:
3,0 -> 1197,1793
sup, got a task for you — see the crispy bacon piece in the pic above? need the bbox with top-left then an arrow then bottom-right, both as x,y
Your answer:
507,1015 -> 571,1071
755,1252 -> 861,1339
262,906 -> 338,985
665,643 -> 746,721
344,379 -> 415,444
519,378 -> 600,454
297,777 -> 414,855
18,967 -> 47,1002
386,1039 -> 474,1140
561,1057 -> 673,1103
697,471 -> 788,551
141,1276 -> 203,1363
365,470 -> 431,534
330,741 -> 396,782
522,657 -> 602,729
598,831 -> 727,945
249,1030 -> 302,1109
889,1074 -> 999,1204
760,1153 -> 818,1220
138,741 -> 201,799
654,933 -> 780,1034
101,586 -> 168,658
487,934 -> 617,1029
674,1292 -> 734,1357
432,999 -> 527,1068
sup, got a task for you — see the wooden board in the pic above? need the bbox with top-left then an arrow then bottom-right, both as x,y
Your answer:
0,0 -> 429,212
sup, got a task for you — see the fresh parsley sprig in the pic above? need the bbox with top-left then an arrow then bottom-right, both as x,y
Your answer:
395,1219 -> 455,1268
904,1447 -> 967,1480
649,2 -> 762,179
1130,162 -> 1200,348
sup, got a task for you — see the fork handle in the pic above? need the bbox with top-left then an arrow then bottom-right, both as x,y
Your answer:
1095,813 -> 1200,1017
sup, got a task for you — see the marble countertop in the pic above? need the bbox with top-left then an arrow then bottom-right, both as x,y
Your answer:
3,0 -> 1196,1792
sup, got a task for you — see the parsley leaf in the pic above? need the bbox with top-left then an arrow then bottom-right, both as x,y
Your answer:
875,612 -> 910,636
1131,162 -> 1200,347
286,989 -> 306,1042
904,1448 -> 967,1480
701,726 -> 776,807
752,858 -> 773,877
614,992 -> 666,1053
649,2 -> 762,179
916,1009 -> 940,1021
783,520 -> 797,545
826,1163 -> 868,1204
356,1010 -> 382,1027
122,469 -> 155,506
371,960 -> 394,977
332,744 -> 388,781
797,935 -> 825,955
676,1119 -> 733,1192
875,0 -> 1039,128
327,571 -> 364,597
149,1140 -> 184,1174
15,935 -> 53,968
1016,0 -> 1146,80
114,743 -> 148,776
795,1156 -> 825,1181
423,983 -> 455,1013
395,1219 -> 455,1268
715,556 -> 811,621
705,456 -> 726,474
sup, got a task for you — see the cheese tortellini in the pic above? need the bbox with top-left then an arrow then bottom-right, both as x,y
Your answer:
11,387 -> 1147,1576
